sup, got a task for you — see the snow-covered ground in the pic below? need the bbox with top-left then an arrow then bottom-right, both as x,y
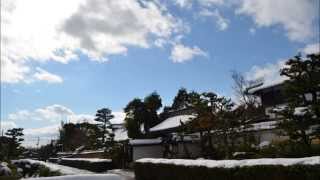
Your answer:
108,169 -> 135,180
23,174 -> 122,180
137,156 -> 320,168
18,159 -> 93,175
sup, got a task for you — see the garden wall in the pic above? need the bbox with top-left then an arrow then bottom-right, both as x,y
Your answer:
134,157 -> 320,180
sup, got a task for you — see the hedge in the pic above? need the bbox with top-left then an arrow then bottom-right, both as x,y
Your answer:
49,158 -> 113,172
134,162 -> 320,180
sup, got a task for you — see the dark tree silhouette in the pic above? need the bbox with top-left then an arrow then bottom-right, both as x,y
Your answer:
276,53 -> 320,147
5,128 -> 24,159
95,108 -> 114,145
172,88 -> 190,110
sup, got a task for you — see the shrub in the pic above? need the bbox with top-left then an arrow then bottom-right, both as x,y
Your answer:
38,166 -> 61,177
134,162 -> 320,180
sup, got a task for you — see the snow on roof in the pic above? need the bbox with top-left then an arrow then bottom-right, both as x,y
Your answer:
24,174 -> 122,180
58,158 -> 112,163
136,156 -> 320,168
129,138 -> 162,145
150,115 -> 195,132
248,80 -> 285,94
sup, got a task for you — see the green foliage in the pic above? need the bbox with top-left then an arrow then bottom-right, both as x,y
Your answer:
144,92 -> 162,129
3,128 -> 24,159
185,91 -> 241,159
124,98 -> 146,138
277,53 -> 320,146
58,122 -> 103,151
124,92 -> 162,137
134,162 -> 320,180
38,165 -> 61,177
172,88 -> 190,110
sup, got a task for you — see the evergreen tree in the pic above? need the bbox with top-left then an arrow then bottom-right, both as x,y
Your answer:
144,92 -> 162,131
95,108 -> 114,145
5,128 -> 24,159
124,93 -> 163,136
277,53 -> 320,147
172,88 -> 190,110
124,98 -> 146,138
58,122 -> 104,151
187,91 -> 240,159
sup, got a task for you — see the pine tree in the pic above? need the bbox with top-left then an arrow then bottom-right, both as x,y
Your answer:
277,53 -> 320,147
5,128 -> 24,159
124,98 -> 146,138
172,88 -> 190,110
95,108 -> 114,145
144,92 -> 162,131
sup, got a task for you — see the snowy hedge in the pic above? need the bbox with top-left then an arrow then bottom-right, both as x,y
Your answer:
49,158 -> 113,172
134,157 -> 320,180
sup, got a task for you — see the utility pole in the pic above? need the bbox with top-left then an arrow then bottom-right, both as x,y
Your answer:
36,137 -> 40,149
0,122 -> 1,136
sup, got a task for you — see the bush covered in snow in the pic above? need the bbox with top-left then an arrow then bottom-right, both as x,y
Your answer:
135,157 -> 320,180
9,159 -> 62,178
48,158 -> 113,172
0,162 -> 12,176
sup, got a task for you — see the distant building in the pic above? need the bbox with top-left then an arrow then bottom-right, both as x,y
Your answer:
248,81 -> 287,119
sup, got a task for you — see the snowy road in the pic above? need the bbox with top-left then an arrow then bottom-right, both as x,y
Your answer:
23,159 -> 93,175
20,159 -> 135,180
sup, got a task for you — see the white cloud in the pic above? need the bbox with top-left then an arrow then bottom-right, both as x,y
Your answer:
5,104 -> 126,147
174,0 -> 193,9
198,0 -> 225,7
1,56 -> 30,83
1,121 -> 17,133
33,68 -> 63,83
170,44 -> 207,63
199,9 -> 229,31
8,104 -> 73,122
23,124 -> 60,147
302,43 -> 320,55
236,0 -> 318,42
1,0 -> 187,83
246,60 -> 288,87
7,104 -> 125,124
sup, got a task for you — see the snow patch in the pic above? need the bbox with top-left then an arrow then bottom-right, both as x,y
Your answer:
137,156 -> 320,168
129,138 -> 162,145
16,159 -> 93,175
57,158 -> 111,163
23,174 -> 122,180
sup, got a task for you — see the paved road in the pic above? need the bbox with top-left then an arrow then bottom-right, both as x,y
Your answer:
107,169 -> 135,180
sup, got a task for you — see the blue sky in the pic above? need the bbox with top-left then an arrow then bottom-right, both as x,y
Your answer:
1,0 -> 319,146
